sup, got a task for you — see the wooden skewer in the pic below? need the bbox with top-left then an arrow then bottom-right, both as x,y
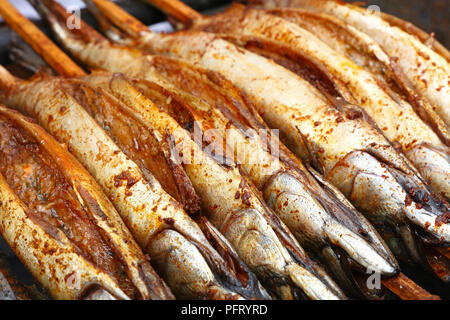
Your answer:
3,0 -> 445,301
91,0 -> 149,36
0,0 -> 85,77
90,0 -> 446,301
143,0 -> 201,26
381,273 -> 440,300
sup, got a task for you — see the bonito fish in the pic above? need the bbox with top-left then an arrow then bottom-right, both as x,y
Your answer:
0,105 -> 171,300
36,0 -> 450,277
0,65 -> 268,300
254,0 -> 450,127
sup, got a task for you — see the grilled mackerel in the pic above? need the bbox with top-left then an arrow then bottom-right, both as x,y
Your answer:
185,3 -> 450,202
256,0 -> 450,127
121,55 -> 397,297
77,4 -> 398,297
28,0 -> 352,299
0,105 -> 171,299
0,65 -> 271,299
60,0 -> 450,278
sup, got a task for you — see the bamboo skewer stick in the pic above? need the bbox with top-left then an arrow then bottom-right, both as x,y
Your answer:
0,0 -> 443,300
0,0 -> 85,77
381,273 -> 440,300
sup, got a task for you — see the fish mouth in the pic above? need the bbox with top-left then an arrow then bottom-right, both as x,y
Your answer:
327,149 -> 450,268
323,220 -> 398,276
220,206 -> 347,300
264,169 -> 398,297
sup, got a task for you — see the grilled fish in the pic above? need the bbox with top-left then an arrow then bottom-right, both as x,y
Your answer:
53,0 -> 450,277
0,65 -> 267,299
29,0 -> 353,300
0,105 -> 169,299
122,54 -> 397,297
183,3 -> 450,201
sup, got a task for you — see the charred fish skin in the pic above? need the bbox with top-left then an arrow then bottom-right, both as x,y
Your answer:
262,7 -> 450,147
264,0 -> 450,126
85,0 -> 449,279
187,4 -> 450,201
3,4 -> 267,299
0,105 -> 158,300
34,0 -> 446,290
58,77 -> 270,300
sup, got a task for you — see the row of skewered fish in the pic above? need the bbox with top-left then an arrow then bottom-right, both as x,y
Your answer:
0,0 -> 448,300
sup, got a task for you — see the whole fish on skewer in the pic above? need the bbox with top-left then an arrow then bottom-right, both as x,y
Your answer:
0,105 -> 171,300
0,66 -> 269,300
0,20 -> 271,299
76,71 -> 345,300
0,0 -> 341,300
245,5 -> 449,146
42,0 -> 450,280
29,0 -> 406,298
106,55 -> 398,297
252,0 -> 450,127
170,3 -> 450,201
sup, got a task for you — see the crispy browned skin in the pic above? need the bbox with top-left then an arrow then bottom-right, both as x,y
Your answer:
87,0 -> 450,275
0,5 -> 263,298
262,7 -> 450,147
186,4 -> 450,201
0,113 -> 139,297
24,0 -> 348,299
253,0 -> 450,127
0,106 -> 174,300
58,79 -> 272,300
127,56 -> 402,298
